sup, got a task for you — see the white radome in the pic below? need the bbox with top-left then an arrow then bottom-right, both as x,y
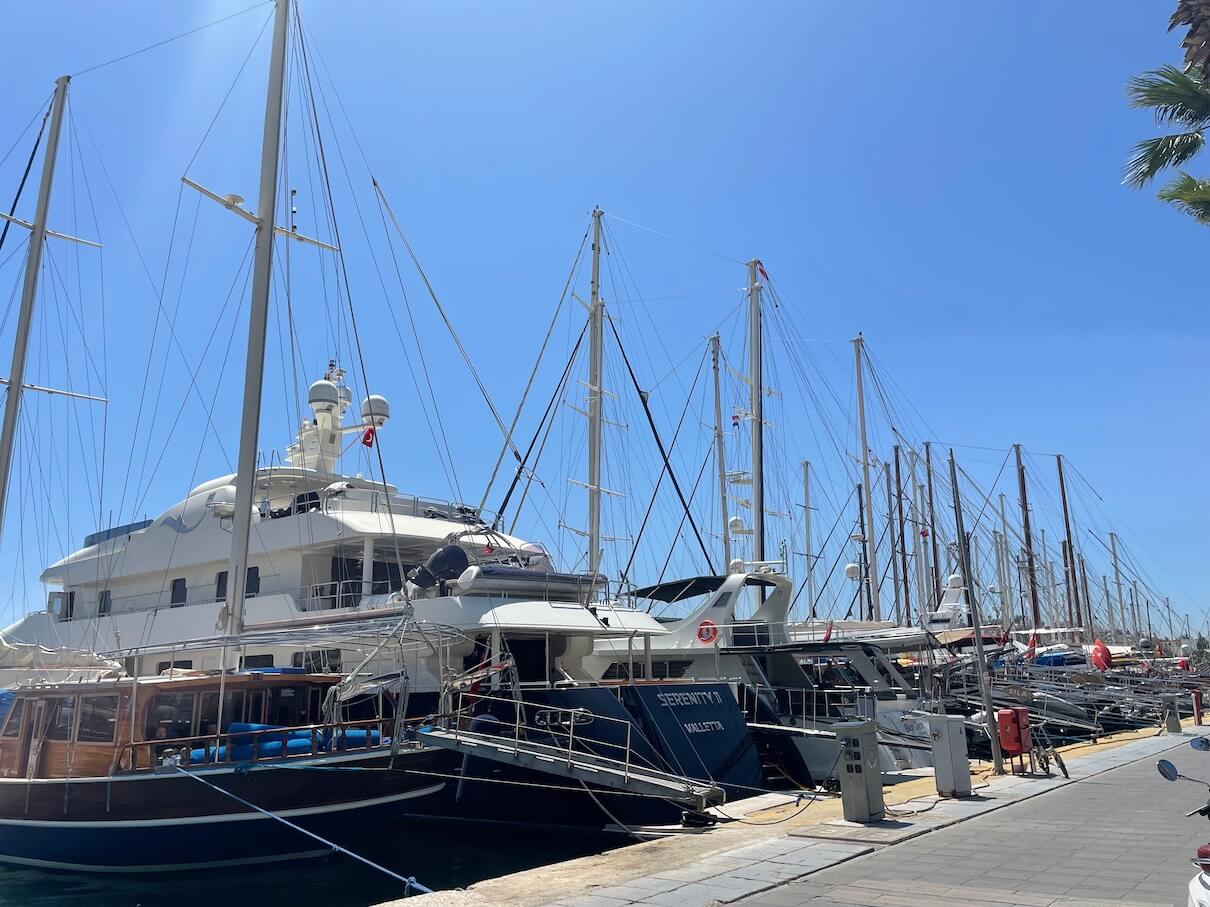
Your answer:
361,394 -> 390,427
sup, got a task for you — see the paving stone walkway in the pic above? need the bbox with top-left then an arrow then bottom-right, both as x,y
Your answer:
553,732 -> 1203,907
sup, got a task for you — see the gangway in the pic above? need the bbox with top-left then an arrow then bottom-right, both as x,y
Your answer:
414,695 -> 725,812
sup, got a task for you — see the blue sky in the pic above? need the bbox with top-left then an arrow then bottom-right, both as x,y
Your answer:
0,1 -> 1204,630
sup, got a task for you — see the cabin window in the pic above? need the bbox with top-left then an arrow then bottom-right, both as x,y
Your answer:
294,491 -> 321,514
97,590 -> 112,617
170,578 -> 186,608
267,687 -> 301,727
198,690 -> 244,735
77,695 -> 119,743
292,649 -> 342,673
155,660 -> 193,674
247,690 -> 265,724
1,699 -> 24,737
240,654 -> 274,669
215,571 -> 227,602
245,566 -> 260,597
48,591 -> 75,621
45,697 -> 77,741
147,692 -> 196,739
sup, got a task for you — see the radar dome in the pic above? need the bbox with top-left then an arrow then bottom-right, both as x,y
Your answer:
309,379 -> 341,415
361,394 -> 390,427
843,562 -> 861,581
208,484 -> 238,519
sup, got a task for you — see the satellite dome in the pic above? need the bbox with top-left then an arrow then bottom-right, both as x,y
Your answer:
208,484 -> 238,519
361,394 -> 390,427
308,379 -> 340,414
843,562 -> 861,581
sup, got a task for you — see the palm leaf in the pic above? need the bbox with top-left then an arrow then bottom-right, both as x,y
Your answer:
1124,131 -> 1205,187
1156,171 -> 1210,224
1127,64 -> 1210,127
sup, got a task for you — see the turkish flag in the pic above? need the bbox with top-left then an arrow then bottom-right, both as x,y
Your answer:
361,427 -> 376,448
1090,639 -> 1113,671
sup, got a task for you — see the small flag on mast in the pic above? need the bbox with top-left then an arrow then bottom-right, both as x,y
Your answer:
361,427 -> 376,448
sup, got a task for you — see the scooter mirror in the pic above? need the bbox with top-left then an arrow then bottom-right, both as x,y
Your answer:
1192,738 -> 1210,752
1158,759 -> 1181,782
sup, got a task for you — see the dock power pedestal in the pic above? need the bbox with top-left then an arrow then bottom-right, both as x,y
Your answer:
928,713 -> 972,798
834,719 -> 884,823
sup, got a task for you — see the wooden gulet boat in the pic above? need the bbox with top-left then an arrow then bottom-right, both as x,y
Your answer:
0,667 -> 446,872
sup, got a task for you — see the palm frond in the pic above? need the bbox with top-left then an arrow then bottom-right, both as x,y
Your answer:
1124,131 -> 1206,187
1156,171 -> 1210,224
1127,64 -> 1210,127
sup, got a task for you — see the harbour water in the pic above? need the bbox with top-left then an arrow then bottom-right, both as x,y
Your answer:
0,820 -> 619,906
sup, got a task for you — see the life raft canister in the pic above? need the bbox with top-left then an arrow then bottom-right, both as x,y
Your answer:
696,619 -> 719,644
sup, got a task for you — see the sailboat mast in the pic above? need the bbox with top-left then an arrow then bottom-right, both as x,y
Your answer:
884,462 -> 901,624
586,207 -> 604,576
747,260 -> 764,564
853,333 -> 880,620
226,0 -> 291,637
893,445 -> 911,625
801,459 -> 816,618
1109,530 -> 1126,644
711,333 -> 731,569
1014,443 -> 1041,631
0,76 -> 70,543
1055,454 -> 1081,633
924,441 -> 942,607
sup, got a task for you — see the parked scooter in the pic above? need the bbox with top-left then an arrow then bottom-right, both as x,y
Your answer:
1155,751 -> 1210,906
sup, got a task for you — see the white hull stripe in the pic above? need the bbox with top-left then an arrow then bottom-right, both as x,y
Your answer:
0,848 -> 334,874
0,782 -> 444,827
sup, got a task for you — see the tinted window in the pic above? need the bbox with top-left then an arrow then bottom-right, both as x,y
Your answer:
215,571 -> 228,602
170,578 -> 186,607
292,649 -> 342,673
267,687 -> 300,727
98,590 -> 111,617
241,654 -> 274,669
147,692 -> 195,739
78,695 -> 119,743
155,660 -> 193,674
1,699 -> 24,737
246,566 -> 260,596
46,697 -> 77,741
247,690 -> 265,724
198,690 -> 244,734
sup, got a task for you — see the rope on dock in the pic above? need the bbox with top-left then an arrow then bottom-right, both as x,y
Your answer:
173,765 -> 432,895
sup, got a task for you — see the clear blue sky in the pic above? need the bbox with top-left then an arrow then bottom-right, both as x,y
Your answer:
0,2 -> 1204,630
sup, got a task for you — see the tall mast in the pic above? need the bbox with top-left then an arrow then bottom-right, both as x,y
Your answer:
801,459 -> 816,618
225,0 -> 291,637
711,333 -> 731,569
1079,552 -> 1095,641
948,448 -> 1003,774
0,76 -> 70,543
884,462 -> 901,624
1055,454 -> 1081,632
853,333 -> 880,619
893,446 -> 911,625
1013,443 -> 1041,631
1131,578 -> 1143,640
997,493 -> 1016,624
586,207 -> 604,575
908,451 -> 930,625
855,483 -> 870,618
924,441 -> 942,606
1109,531 -> 1126,644
747,260 -> 764,564
1102,575 -> 1114,641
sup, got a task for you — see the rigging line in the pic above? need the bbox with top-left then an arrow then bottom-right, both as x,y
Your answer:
621,349 -> 708,583
182,9 -> 276,175
788,485 -> 858,615
73,2 -> 273,77
0,103 -> 50,257
367,185 -> 463,500
478,218 -> 591,513
0,93 -> 52,176
603,211 -> 745,265
606,314 -> 715,574
651,446 -> 714,595
499,321 -> 589,526
372,181 -> 519,459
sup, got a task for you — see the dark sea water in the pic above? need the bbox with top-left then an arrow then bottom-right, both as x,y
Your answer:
0,819 -> 622,906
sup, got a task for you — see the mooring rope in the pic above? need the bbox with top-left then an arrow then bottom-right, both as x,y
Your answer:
173,765 -> 431,895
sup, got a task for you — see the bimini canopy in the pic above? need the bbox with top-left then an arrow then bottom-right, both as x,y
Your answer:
631,574 -> 779,604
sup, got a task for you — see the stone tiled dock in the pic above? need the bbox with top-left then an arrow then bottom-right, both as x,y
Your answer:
400,726 -> 1205,907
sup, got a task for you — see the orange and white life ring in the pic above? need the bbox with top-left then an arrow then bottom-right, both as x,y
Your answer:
697,619 -> 719,644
